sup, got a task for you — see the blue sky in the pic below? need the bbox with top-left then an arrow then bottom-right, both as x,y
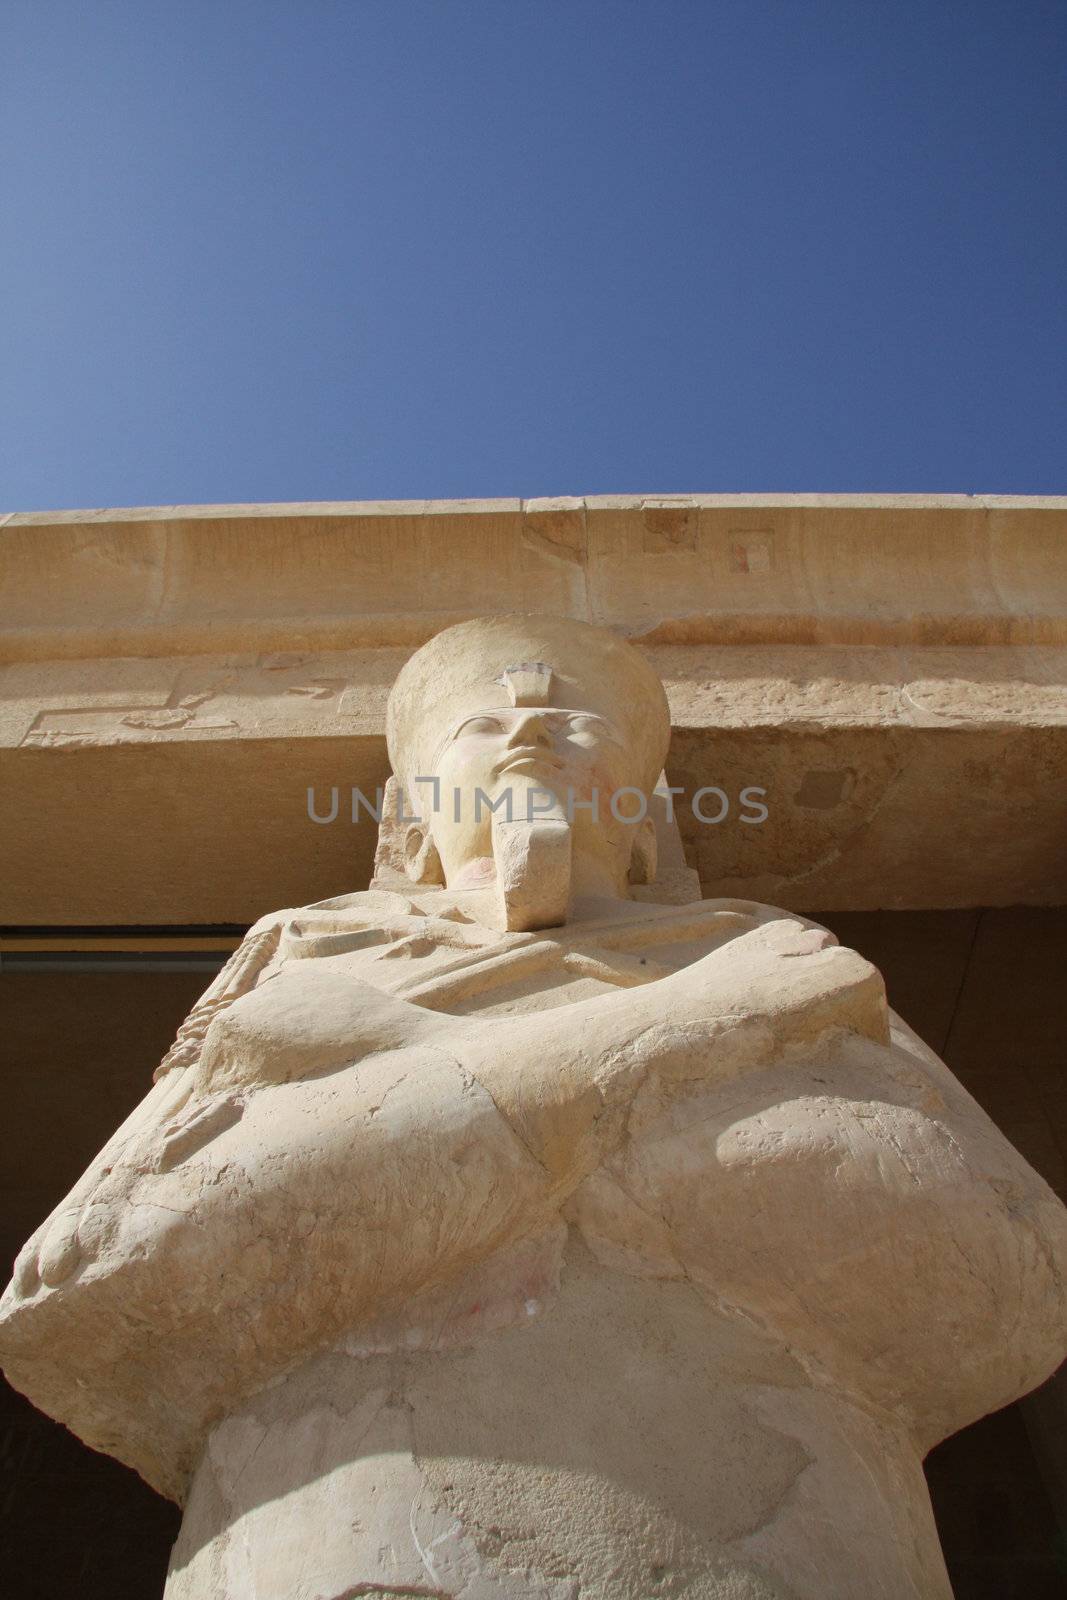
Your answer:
2,1 -> 1064,510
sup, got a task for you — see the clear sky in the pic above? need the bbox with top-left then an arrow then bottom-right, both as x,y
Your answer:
2,1 -> 1065,511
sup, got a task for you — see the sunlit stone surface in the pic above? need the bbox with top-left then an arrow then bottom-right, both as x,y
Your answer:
2,614 -> 1065,1599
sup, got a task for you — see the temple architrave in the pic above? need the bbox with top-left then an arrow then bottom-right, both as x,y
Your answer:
1,495 -> 1066,1599
3,495 -> 1067,923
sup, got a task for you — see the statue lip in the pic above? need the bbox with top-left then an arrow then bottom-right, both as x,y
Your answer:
494,750 -> 562,777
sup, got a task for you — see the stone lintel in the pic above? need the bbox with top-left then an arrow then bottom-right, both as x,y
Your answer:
2,496 -> 1065,922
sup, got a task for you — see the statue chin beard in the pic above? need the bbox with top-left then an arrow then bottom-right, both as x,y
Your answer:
425,774 -> 643,933
433,780 -> 575,932
490,789 -> 573,932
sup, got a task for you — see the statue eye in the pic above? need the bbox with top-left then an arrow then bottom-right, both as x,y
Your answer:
566,715 -> 602,737
456,715 -> 504,737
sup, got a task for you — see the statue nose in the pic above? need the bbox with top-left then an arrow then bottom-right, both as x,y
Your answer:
505,713 -> 550,748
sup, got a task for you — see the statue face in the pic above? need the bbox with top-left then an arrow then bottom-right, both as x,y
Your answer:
386,619 -> 674,912
427,700 -> 646,893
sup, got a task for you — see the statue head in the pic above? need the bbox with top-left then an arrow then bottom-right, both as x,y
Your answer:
385,615 -> 671,923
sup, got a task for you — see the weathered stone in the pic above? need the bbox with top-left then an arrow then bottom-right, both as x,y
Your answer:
2,614 -> 1064,1598
2,496 -> 1067,923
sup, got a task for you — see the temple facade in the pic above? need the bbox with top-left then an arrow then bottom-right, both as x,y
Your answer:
2,495 -> 1066,1598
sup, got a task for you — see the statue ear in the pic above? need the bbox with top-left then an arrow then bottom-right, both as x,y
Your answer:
628,814 -> 658,886
403,824 -> 445,886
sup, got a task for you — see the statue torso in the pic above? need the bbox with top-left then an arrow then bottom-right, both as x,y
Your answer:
3,886 -> 1064,1509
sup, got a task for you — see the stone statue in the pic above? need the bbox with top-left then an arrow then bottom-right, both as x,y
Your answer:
2,614 -> 1065,1600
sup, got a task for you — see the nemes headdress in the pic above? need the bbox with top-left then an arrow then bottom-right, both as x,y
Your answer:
386,614 -> 671,799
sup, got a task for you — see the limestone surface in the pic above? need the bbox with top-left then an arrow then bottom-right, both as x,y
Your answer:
4,495 -> 1067,923
2,614 -> 1065,1599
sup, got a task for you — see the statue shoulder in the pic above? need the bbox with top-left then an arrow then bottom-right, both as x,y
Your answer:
248,887 -> 419,937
